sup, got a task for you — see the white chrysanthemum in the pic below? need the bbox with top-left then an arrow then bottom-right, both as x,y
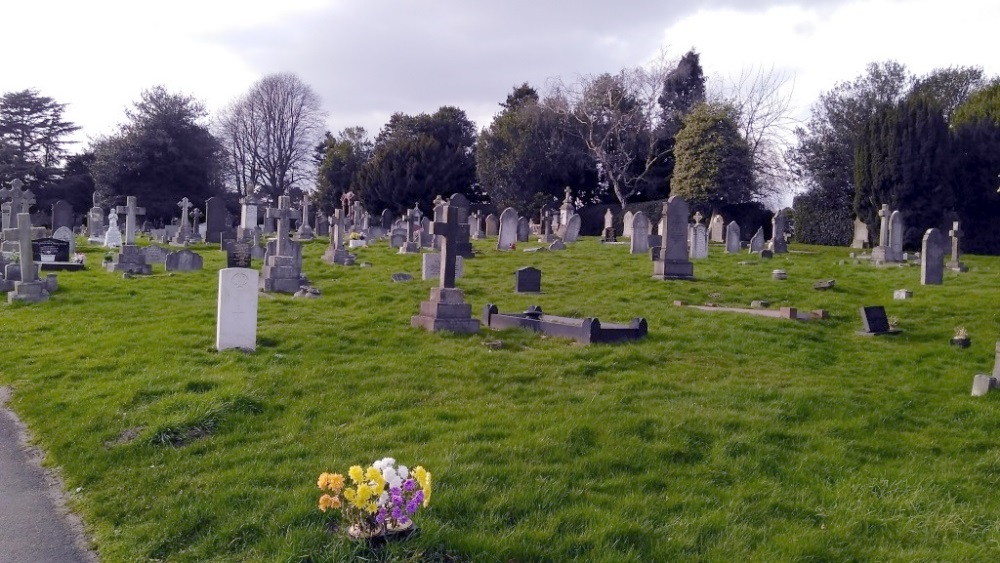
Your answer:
378,491 -> 389,507
398,465 -> 409,479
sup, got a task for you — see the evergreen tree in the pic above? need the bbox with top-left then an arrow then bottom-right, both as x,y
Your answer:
0,89 -> 79,192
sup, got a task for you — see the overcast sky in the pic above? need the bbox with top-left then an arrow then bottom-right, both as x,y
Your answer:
3,0 -> 998,151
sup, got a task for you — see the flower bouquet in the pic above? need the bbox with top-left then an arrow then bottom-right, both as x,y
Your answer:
318,457 -> 431,541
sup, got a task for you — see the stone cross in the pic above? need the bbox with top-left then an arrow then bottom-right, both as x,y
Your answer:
407,206 -> 421,242
191,208 -> 204,232
877,204 -> 890,247
16,212 -> 35,282
116,196 -> 146,245
563,186 -> 573,203
693,211 -> 704,224
949,221 -> 962,263
178,197 -> 193,229
429,205 -> 462,289
330,209 -> 344,249
266,196 -> 298,256
0,179 -> 36,230
300,199 -> 311,227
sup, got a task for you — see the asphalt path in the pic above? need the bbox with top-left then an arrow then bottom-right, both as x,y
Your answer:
0,387 -> 96,563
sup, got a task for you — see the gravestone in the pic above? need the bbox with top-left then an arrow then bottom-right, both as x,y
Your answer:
410,203 -> 480,333
165,249 -> 204,272
725,221 -> 741,253
562,214 -> 582,243
548,240 -> 566,251
226,242 -> 253,268
239,194 -> 261,236
630,212 -> 650,255
497,207 -> 518,250
400,206 -> 421,254
172,197 -> 194,245
216,268 -> 259,351
296,199 -> 314,240
380,209 -> 393,230
652,196 -> 694,279
604,209 -> 614,234
51,200 -> 73,232
871,204 -> 892,263
851,217 -> 869,249
771,211 -> 788,254
103,210 -> 123,248
559,186 -> 575,225
515,266 -> 541,293
858,305 -> 898,335
623,211 -> 635,238
31,237 -> 69,264
485,214 -> 499,237
315,211 -> 329,237
391,273 -> 413,283
689,224 -> 708,259
709,214 -> 725,243
323,209 -> 354,265
205,196 -> 227,243
260,196 -> 305,293
421,253 -> 464,280
8,213 -> 49,303
448,194 -> 474,258
106,244 -> 151,275
190,208 -> 205,242
538,208 -> 558,243
516,216 -> 530,243
0,180 -> 35,232
888,210 -> 904,262
88,204 -> 104,240
143,245 -> 169,264
52,226 -> 75,257
115,196 -> 145,245
920,228 -> 945,285
749,227 -> 765,253
946,221 -> 966,272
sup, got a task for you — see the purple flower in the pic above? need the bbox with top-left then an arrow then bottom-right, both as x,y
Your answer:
398,515 -> 410,526
391,506 -> 403,521
406,499 -> 419,514
375,508 -> 386,524
403,479 -> 416,492
413,490 -> 424,505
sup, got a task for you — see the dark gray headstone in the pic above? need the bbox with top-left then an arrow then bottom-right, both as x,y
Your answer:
31,237 -> 69,263
165,249 -> 203,271
515,266 -> 541,293
390,272 -> 413,283
51,200 -> 73,231
204,197 -> 227,243
142,245 -> 169,264
227,243 -> 253,268
860,306 -> 891,334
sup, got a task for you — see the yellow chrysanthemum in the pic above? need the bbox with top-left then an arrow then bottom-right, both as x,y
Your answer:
328,473 -> 345,493
318,494 -> 339,512
357,484 -> 372,502
343,487 -> 356,502
365,501 -> 378,514
317,472 -> 341,491
422,471 -> 432,507
348,465 -> 364,484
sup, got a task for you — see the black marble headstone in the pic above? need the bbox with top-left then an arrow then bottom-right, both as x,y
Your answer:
31,237 -> 70,263
515,266 -> 541,293
859,306 -> 891,334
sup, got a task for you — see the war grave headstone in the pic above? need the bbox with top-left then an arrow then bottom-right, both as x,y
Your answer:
562,214 -> 582,243
749,227 -> 765,253
515,266 -> 541,293
497,207 -> 518,250
725,221 -> 741,253
920,228 -> 946,285
103,211 -> 123,248
851,217 -> 869,249
770,211 -> 788,254
887,210 -> 904,262
260,196 -> 306,293
7,213 -> 50,303
709,214 -> 725,243
421,253 -> 464,280
630,212 -> 650,255
216,267 -> 259,351
143,245 -> 170,264
653,196 -> 694,279
165,249 -> 204,272
411,203 -> 480,333
690,223 -> 708,259
51,200 -> 73,232
947,221 -> 967,272
857,305 -> 900,336
204,196 -> 228,243
623,211 -> 635,238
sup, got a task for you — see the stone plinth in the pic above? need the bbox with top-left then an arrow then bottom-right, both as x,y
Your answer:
8,280 -> 49,303
652,260 -> 694,279
411,287 -> 480,333
260,254 -> 304,293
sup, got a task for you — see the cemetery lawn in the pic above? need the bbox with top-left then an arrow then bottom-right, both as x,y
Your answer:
3,237 -> 1000,562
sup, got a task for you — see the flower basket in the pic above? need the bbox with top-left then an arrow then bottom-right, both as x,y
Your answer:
950,337 -> 971,348
317,458 -> 431,544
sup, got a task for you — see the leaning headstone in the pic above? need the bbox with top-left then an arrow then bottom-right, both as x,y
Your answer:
497,207 -> 518,250
858,306 -> 899,335
748,227 -> 765,253
851,217 -> 869,249
165,249 -> 204,272
548,240 -> 566,251
562,214 -> 582,243
920,228 -> 945,285
771,210 -> 788,254
216,268 -> 259,351
204,196 -> 227,243
51,200 -> 73,232
652,196 -> 694,279
689,224 -> 708,259
515,266 -> 541,293
630,212 -> 650,255
725,221 -> 741,253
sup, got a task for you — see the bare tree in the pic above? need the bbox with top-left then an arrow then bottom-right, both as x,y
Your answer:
216,73 -> 325,203
545,51 -> 677,207
711,65 -> 799,201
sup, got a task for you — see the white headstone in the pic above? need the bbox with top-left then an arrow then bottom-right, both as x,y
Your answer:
623,211 -> 635,238
562,214 -> 582,243
690,224 -> 708,259
216,268 -> 259,351
497,207 -> 519,250
709,214 -> 725,243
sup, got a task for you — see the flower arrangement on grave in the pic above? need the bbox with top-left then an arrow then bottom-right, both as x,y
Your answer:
103,251 -> 114,263
349,232 -> 365,240
887,315 -> 900,330
73,253 -> 86,265
317,457 -> 431,540
952,326 -> 971,347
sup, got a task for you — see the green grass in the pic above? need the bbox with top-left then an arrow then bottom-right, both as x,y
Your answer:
2,236 -> 1000,562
